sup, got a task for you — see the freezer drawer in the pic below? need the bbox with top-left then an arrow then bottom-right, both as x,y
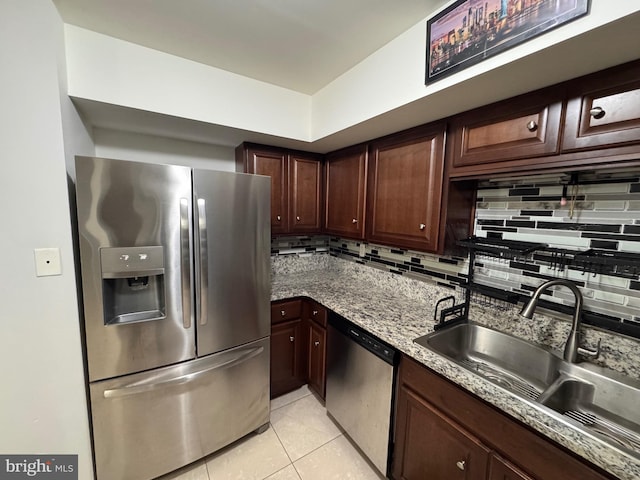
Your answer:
89,337 -> 270,480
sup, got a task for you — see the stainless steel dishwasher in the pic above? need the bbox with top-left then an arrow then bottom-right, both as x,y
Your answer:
326,312 -> 397,477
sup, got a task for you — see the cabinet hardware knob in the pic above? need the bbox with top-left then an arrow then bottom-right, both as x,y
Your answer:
296,216 -> 301,221
281,310 -> 286,316
352,218 -> 358,224
312,310 -> 318,316
590,106 -> 606,119
276,215 -> 281,221
314,341 -> 320,347
289,336 -> 295,342
456,460 -> 465,471
419,223 -> 426,230
526,120 -> 538,132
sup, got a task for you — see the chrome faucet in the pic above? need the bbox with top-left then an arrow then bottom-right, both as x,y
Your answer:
520,279 -> 600,363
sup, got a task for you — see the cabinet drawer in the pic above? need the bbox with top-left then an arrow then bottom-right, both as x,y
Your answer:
271,299 -> 302,324
562,60 -> 640,152
306,300 -> 327,327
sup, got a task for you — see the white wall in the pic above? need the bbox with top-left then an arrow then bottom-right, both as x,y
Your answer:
0,2 -> 93,478
62,1 -> 640,149
64,25 -> 312,142
94,129 -> 236,171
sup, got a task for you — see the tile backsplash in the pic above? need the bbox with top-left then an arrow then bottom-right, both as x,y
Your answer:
271,170 -> 640,339
473,171 -> 640,336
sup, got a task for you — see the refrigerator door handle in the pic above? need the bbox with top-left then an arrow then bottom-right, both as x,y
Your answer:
180,198 -> 192,329
196,198 -> 209,326
103,345 -> 264,399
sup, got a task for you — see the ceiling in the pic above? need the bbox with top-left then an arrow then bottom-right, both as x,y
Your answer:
53,0 -> 448,95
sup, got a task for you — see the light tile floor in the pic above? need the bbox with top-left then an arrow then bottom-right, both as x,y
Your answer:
158,386 -> 384,480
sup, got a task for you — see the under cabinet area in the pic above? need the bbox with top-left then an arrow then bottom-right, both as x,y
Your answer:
236,143 -> 323,235
270,298 -> 327,400
392,355 -> 615,480
367,124 -> 445,252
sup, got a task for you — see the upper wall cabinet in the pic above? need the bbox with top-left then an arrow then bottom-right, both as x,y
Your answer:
447,87 -> 565,177
366,124 -> 445,252
562,61 -> 640,152
324,144 -> 368,240
289,154 -> 323,233
236,143 -> 322,235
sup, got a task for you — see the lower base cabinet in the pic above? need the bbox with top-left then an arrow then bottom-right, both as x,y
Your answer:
270,319 -> 306,398
392,355 -> 615,480
270,298 -> 327,400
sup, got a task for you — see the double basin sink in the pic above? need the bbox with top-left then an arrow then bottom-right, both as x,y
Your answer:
415,323 -> 640,455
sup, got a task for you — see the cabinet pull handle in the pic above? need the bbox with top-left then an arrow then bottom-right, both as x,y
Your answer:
419,223 -> 426,230
314,341 -> 320,347
526,120 -> 538,132
590,106 -> 606,119
296,216 -> 301,221
456,460 -> 465,471
281,310 -> 286,317
276,215 -> 281,222
352,218 -> 358,224
290,336 -> 295,342
312,310 -> 318,316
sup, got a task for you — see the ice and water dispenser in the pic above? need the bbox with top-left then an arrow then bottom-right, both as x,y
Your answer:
100,246 -> 166,325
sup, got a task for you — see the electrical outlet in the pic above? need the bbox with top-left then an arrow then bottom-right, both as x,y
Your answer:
34,248 -> 62,277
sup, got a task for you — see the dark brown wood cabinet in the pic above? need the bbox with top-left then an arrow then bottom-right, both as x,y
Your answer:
394,384 -> 489,480
367,124 -> 445,252
392,355 -> 615,480
270,298 -> 327,400
488,456 -> 533,480
270,299 -> 306,398
324,144 -> 368,239
563,60 -> 640,152
236,143 -> 322,235
447,87 -> 564,177
289,154 -> 323,233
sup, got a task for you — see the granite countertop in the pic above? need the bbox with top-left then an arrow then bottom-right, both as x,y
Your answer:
271,263 -> 640,480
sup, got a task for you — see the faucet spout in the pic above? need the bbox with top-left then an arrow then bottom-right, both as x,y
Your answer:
519,279 -> 584,363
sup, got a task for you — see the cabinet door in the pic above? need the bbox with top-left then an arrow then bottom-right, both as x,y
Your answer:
244,146 -> 289,234
289,154 -> 322,233
324,145 -> 367,239
448,88 -> 563,171
307,321 -> 326,399
393,385 -> 490,480
270,319 -> 306,398
367,125 -> 445,252
563,60 -> 640,152
489,455 -> 534,480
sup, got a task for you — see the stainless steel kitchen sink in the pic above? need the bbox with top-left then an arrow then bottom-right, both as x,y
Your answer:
415,322 -> 640,456
414,322 -> 563,399
538,362 -> 640,453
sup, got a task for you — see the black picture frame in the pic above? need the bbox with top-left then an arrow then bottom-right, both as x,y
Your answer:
425,0 -> 590,84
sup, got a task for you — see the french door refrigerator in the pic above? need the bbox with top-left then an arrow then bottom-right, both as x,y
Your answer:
74,156 -> 271,480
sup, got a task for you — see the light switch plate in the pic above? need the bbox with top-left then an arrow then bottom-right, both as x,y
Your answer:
34,248 -> 62,277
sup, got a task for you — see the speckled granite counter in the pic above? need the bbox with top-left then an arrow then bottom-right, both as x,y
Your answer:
271,256 -> 640,480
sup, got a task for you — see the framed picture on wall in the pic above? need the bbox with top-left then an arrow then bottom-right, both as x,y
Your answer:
425,0 -> 590,84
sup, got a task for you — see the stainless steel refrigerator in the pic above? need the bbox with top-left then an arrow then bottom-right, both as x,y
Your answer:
74,156 -> 271,480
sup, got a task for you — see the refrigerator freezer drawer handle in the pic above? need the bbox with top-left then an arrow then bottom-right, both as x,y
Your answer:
197,198 -> 209,326
180,198 -> 192,329
103,346 -> 264,399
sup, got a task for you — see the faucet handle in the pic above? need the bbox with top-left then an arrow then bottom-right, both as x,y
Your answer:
578,338 -> 601,360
